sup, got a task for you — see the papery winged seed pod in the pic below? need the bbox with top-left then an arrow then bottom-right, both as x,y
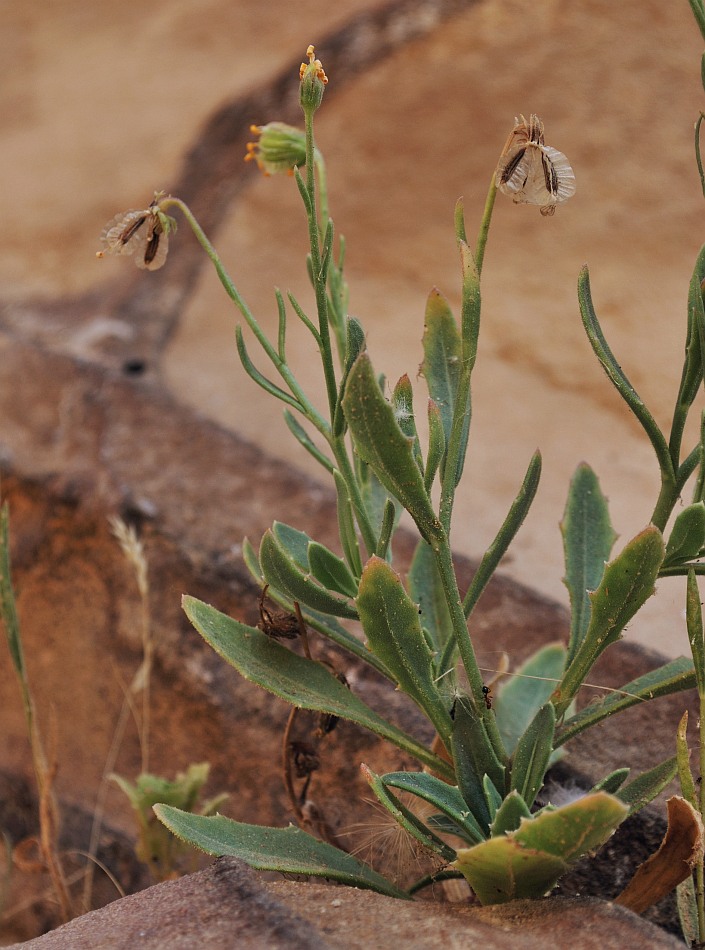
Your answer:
97,192 -> 175,270
495,114 -> 576,216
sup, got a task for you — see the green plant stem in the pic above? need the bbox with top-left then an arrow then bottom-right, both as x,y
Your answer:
332,440 -> 378,557
429,526 -> 506,762
699,691 -> 705,945
160,198 -> 330,439
302,107 -> 338,423
474,175 -> 498,277
688,0 -> 705,43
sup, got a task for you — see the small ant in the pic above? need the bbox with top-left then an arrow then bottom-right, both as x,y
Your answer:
482,684 -> 493,710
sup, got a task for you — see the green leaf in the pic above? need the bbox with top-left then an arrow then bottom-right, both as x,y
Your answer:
578,267 -> 673,484
333,470 -> 363,579
424,399 -> 445,494
494,644 -> 566,757
509,703 -> 555,809
677,712 -> 698,809
154,807 -> 409,900
381,771 -> 486,845
408,539 -> 453,667
461,451 -> 542,622
556,655 -> 695,745
260,530 -> 358,619
420,288 -> 465,476
334,316 -> 368,438
453,792 -> 628,904
392,374 -> 422,468
561,464 -> 617,664
235,326 -> 300,411
271,522 -> 311,570
616,756 -> 678,814
307,542 -> 358,598
553,526 -> 665,718
687,569 -> 705,695
664,503 -> 705,566
590,768 -> 630,796
490,790 -> 531,837
284,411 -> 335,474
356,556 -> 451,741
183,596 -> 453,779
451,695 -> 506,831
343,352 -> 439,544
483,775 -> 502,821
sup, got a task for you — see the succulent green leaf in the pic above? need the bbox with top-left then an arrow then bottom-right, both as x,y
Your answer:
307,541 -> 358,598
381,771 -> 486,844
183,596 -> 453,779
342,352 -> 439,544
556,655 -> 695,745
664,503 -> 705,566
509,703 -> 555,809
453,792 -> 628,904
260,530 -> 358,619
494,644 -> 566,757
154,807 -> 409,900
561,464 -> 617,664
490,790 -> 531,837
553,526 -> 665,718
356,556 -> 451,740
408,539 -> 453,666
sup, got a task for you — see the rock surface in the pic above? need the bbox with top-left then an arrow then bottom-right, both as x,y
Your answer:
10,858 -> 684,950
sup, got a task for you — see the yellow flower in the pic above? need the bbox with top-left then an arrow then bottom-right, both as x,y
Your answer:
299,44 -> 327,113
244,122 -> 307,176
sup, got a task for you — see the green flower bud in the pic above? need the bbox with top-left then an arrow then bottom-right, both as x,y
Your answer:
299,44 -> 328,114
244,122 -> 307,176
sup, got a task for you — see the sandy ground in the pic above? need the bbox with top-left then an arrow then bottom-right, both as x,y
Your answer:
4,0 -> 705,657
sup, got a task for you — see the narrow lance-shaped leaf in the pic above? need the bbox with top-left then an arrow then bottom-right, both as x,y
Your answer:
183,596 -> 453,780
425,399 -> 445,494
553,526 -> 665,718
381,770 -> 486,845
556,655 -> 695,746
260,530 -> 358,620
664,503 -> 705,566
450,696 -> 506,832
356,556 -> 451,741
561,464 -> 616,664
392,374 -> 422,469
362,765 -> 457,861
408,538 -> 453,665
307,541 -> 358,598
686,569 -> 705,696
333,469 -> 363,579
509,702 -> 555,809
343,353 -> 439,544
578,267 -> 673,484
461,451 -> 542,622
494,644 -> 566,757
420,288 -> 465,481
154,807 -> 409,900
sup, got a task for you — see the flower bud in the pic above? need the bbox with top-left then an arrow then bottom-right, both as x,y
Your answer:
299,44 -> 328,114
244,122 -> 307,176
